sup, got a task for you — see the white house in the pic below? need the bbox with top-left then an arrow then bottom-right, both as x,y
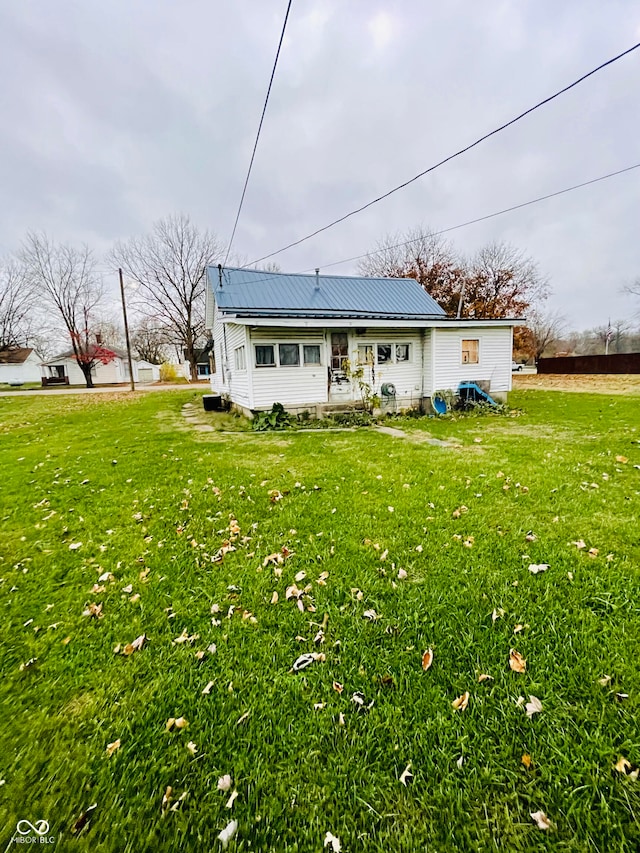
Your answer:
0,347 -> 42,385
205,266 -> 520,415
41,347 -> 161,386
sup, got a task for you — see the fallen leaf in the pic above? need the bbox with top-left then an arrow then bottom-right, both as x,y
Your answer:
615,455 -> 628,464
313,702 -> 326,711
173,629 -> 200,645
122,634 -> 147,656
528,563 -> 549,574
452,691 -> 470,712
478,673 -> 493,683
225,790 -> 238,809
324,831 -> 342,852
82,603 -> 103,619
236,711 -> 250,726
521,753 -> 532,769
186,741 -> 198,756
399,763 -> 413,786
338,712 -> 345,726
202,681 -> 214,695
509,649 -> 527,673
525,695 -> 543,718
363,609 -> 378,621
174,717 -> 189,730
572,539 -> 586,550
456,755 -> 464,768
397,568 -> 407,580
217,819 -> 238,850
492,608 -> 505,623
270,591 -> 279,605
121,583 -> 133,594
421,648 -> 434,671
217,774 -> 232,792
588,547 -> 599,558
530,810 -> 553,830
294,570 -> 306,582
598,675 -> 612,687
292,653 -> 316,672
69,542 -> 82,551
106,739 -> 121,757
71,803 -> 97,834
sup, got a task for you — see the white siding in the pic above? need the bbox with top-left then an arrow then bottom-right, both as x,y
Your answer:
225,323 -> 250,406
351,330 -> 424,408
422,330 -> 433,395
432,326 -> 512,393
0,354 -> 42,384
250,327 -> 327,409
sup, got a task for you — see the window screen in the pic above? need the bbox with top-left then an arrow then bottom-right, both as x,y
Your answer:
377,344 -> 392,364
255,345 -> 275,367
396,344 -> 410,362
279,343 -> 300,366
303,345 -> 321,365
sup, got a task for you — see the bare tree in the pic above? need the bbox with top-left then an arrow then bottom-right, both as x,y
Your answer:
20,233 -> 110,388
463,242 -> 549,319
130,318 -> 171,364
110,214 -> 222,380
358,229 -> 547,319
0,258 -> 33,349
517,308 -> 566,362
358,227 -> 464,314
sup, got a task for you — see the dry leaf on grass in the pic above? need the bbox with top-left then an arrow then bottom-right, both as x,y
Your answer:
530,810 -> 553,830
120,634 -> 146,656
82,603 -> 103,619
478,673 -> 493,683
492,608 -> 505,623
572,539 -> 586,550
613,756 -> 639,779
452,692 -> 470,712
217,820 -> 238,849
332,681 -> 344,694
509,649 -> 527,673
324,831 -> 342,852
399,763 -> 413,786
173,629 -> 200,645
225,790 -> 238,809
528,563 -> 549,574
202,681 -> 214,695
525,695 -> 543,718
597,675 -> 612,687
236,711 -> 250,726
397,568 -> 407,580
186,741 -> 198,756
217,774 -> 232,792
615,455 -> 628,463
421,649 -> 434,671
270,591 -> 279,605
521,753 -> 532,769
363,609 -> 378,621
106,739 -> 121,757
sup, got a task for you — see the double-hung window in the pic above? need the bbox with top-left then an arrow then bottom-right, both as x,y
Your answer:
255,345 -> 276,367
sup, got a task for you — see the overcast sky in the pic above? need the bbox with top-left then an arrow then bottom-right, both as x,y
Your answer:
1,0 -> 638,328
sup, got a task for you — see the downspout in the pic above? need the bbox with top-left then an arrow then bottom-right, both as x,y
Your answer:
420,327 -> 425,412
218,264 -> 230,397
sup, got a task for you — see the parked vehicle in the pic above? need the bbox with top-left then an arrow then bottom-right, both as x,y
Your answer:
512,361 -> 524,371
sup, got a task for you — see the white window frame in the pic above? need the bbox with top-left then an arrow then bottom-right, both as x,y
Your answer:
254,344 -> 276,368
303,344 -> 322,366
461,338 -> 480,365
234,345 -> 246,371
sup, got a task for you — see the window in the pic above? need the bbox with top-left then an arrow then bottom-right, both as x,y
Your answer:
377,344 -> 392,364
255,345 -> 275,367
331,333 -> 349,371
357,344 -> 373,365
197,363 -> 211,377
462,339 -> 479,364
279,343 -> 300,366
395,344 -> 410,362
234,346 -> 246,371
303,345 -> 321,365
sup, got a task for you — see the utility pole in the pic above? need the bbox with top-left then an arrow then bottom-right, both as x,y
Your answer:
119,268 -> 135,392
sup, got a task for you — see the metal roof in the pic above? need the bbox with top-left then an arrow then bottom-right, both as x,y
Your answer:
207,266 -> 447,319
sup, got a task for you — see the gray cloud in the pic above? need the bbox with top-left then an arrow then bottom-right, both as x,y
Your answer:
0,0 -> 638,326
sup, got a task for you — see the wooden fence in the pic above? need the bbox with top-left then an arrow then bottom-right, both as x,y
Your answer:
537,353 -> 640,374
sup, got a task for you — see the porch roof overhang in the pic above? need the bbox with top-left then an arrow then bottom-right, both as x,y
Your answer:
219,312 -> 524,329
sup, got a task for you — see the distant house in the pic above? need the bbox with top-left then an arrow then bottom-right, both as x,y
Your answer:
0,347 -> 42,385
204,267 -> 520,415
40,347 -> 161,386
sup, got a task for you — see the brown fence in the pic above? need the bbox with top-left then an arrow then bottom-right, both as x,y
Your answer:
538,353 -> 640,374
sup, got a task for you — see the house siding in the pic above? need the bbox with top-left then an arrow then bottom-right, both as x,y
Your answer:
250,327 -> 328,409
432,326 -> 512,393
349,330 -> 424,409
0,353 -> 42,384
225,322 -> 250,407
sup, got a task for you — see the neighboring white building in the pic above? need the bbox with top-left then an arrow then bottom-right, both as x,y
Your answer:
41,347 -> 161,386
0,347 -> 42,385
205,267 -> 520,415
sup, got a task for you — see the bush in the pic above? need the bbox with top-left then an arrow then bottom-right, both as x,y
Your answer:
159,362 -> 178,382
252,402 -> 292,431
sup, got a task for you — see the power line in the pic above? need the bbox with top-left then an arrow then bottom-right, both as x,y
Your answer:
222,0 -> 293,267
248,41 -> 640,267
297,162 -> 640,272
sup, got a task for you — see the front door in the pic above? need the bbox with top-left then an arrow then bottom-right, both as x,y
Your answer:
329,332 -> 352,402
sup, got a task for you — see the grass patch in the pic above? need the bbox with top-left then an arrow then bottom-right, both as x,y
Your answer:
0,389 -> 639,851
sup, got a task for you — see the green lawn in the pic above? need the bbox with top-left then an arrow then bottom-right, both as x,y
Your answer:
0,389 -> 639,852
